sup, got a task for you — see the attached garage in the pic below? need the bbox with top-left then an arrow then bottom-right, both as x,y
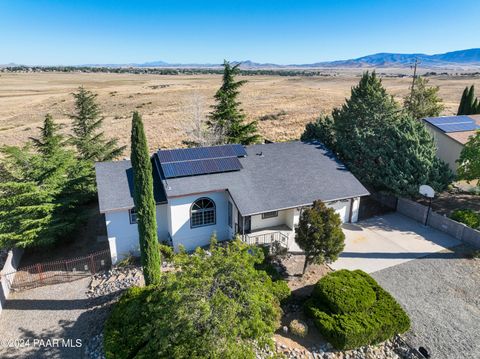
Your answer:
326,197 -> 360,223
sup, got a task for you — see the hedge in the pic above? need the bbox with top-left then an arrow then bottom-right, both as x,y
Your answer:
450,209 -> 480,229
305,270 -> 410,350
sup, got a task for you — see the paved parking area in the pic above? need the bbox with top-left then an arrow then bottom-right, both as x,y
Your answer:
331,213 -> 461,273
372,246 -> 480,359
0,278 -> 94,359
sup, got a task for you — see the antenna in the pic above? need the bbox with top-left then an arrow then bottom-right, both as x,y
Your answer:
410,58 -> 421,97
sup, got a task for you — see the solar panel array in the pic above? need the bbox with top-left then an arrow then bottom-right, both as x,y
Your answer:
425,115 -> 480,133
156,144 -> 246,179
157,144 -> 246,163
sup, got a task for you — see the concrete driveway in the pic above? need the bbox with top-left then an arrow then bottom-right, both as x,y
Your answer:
330,213 -> 461,273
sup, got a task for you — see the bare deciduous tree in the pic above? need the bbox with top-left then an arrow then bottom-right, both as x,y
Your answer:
183,93 -> 221,147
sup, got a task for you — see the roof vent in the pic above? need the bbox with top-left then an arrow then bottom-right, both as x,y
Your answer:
256,152 -> 264,157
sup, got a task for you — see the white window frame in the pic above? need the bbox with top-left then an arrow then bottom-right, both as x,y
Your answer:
190,197 -> 216,228
129,208 -> 137,224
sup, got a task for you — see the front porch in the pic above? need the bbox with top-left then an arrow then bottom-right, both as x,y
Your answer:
241,225 -> 303,253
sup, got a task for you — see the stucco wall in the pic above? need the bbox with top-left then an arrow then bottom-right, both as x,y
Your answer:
351,197 -> 360,223
168,191 -> 231,251
106,204 -> 169,264
0,248 -> 24,314
425,124 -> 464,172
251,210 -> 289,230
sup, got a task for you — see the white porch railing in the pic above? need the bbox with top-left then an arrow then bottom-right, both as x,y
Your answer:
242,231 -> 289,249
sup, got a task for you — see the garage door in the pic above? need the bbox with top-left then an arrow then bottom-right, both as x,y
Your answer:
326,199 -> 351,223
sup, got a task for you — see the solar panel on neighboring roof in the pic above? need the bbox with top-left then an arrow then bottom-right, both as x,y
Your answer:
155,144 -> 246,179
425,115 -> 480,133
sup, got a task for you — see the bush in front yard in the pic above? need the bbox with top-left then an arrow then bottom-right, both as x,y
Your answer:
311,269 -> 376,314
450,209 -> 480,229
304,270 -> 410,350
289,319 -> 308,338
104,240 -> 284,359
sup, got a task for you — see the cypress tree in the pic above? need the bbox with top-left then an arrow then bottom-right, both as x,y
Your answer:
130,111 -> 161,285
464,85 -> 476,115
457,86 -> 469,115
70,86 -> 126,162
208,60 -> 261,145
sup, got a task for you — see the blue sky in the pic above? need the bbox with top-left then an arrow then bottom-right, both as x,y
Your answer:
1,0 -> 479,65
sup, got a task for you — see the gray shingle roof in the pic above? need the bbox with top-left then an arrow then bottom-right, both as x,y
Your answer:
165,141 -> 369,215
95,159 -> 167,213
95,141 -> 369,214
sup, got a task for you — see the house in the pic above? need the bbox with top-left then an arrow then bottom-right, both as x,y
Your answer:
95,141 -> 369,263
423,115 -> 480,172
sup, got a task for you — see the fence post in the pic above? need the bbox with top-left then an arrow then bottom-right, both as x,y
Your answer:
37,263 -> 43,284
89,254 -> 96,274
64,260 -> 70,281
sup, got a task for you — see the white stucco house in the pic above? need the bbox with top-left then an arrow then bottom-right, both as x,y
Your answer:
95,141 -> 369,264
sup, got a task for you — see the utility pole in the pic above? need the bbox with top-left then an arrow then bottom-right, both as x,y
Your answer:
410,58 -> 420,97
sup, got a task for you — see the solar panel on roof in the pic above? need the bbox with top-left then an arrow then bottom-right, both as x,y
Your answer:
155,144 -> 247,179
425,116 -> 480,133
160,157 -> 243,178
157,144 -> 247,163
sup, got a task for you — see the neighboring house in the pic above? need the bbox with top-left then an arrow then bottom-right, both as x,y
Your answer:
95,141 -> 369,263
423,115 -> 480,173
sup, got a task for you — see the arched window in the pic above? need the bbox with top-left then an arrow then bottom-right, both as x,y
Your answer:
190,197 -> 216,228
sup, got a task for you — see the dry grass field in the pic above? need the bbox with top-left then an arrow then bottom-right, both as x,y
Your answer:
1,72 -> 479,153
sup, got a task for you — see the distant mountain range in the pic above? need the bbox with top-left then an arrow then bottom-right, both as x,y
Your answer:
4,48 -> 480,69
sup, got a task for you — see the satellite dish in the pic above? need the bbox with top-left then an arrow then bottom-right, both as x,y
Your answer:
419,185 -> 435,198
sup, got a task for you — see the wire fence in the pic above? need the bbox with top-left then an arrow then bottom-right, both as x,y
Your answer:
0,249 -> 111,292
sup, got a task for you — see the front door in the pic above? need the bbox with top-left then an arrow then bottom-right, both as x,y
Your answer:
238,214 -> 251,234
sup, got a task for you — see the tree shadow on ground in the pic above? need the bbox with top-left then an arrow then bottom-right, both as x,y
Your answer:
0,294 -> 114,359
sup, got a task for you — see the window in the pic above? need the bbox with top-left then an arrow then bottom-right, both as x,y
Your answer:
228,201 -> 233,228
129,208 -> 137,224
191,197 -> 216,228
262,211 -> 278,219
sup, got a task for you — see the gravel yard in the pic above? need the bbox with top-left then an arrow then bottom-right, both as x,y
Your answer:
0,277 -> 104,359
372,245 -> 480,359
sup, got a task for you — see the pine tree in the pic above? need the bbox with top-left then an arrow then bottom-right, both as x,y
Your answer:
0,115 -> 90,248
30,114 -> 63,156
70,86 -> 126,161
403,76 -> 444,119
328,71 -> 452,196
208,61 -> 261,145
130,112 -> 162,285
334,71 -> 398,166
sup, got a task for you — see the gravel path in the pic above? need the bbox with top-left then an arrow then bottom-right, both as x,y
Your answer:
372,246 -> 480,359
0,277 -> 99,359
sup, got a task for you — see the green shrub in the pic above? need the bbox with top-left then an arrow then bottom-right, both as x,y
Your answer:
312,270 -> 376,314
104,240 -> 283,358
450,209 -> 480,229
158,243 -> 174,261
289,319 -> 308,338
304,270 -> 410,350
272,280 -> 291,303
116,253 -> 139,267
